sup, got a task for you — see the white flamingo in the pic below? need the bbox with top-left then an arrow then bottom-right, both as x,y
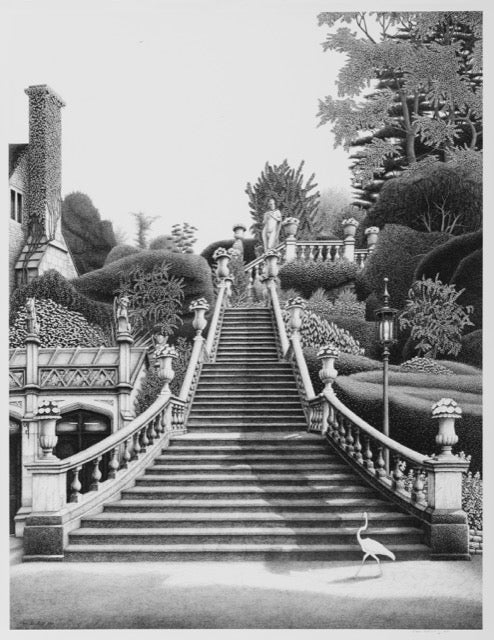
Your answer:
355,512 -> 396,576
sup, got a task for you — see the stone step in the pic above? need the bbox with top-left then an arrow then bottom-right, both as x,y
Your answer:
191,399 -> 302,406
122,484 -> 374,499
188,409 -> 305,417
147,463 -> 344,473
84,511 -> 418,529
69,526 -> 423,546
155,455 -> 333,464
136,472 -> 364,485
194,387 -> 299,395
64,543 -> 430,561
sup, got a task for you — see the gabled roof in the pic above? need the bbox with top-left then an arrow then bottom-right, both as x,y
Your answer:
9,144 -> 28,178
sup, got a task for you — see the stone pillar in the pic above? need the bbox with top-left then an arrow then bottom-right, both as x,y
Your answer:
343,236 -> 355,262
285,238 -> 297,262
115,296 -> 134,425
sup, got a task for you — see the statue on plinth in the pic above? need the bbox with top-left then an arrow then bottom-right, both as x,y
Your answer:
25,297 -> 40,335
261,198 -> 282,251
114,294 -> 132,333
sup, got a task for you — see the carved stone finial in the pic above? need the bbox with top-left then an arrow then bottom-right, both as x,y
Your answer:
115,294 -> 132,334
25,297 -> 40,335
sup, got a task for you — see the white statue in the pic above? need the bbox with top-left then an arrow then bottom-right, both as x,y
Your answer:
25,297 -> 40,335
261,198 -> 282,251
114,295 -> 132,333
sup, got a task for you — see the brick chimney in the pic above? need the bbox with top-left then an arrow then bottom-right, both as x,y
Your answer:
24,85 -> 66,240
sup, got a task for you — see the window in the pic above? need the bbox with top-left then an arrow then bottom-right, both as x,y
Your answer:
10,188 -> 23,223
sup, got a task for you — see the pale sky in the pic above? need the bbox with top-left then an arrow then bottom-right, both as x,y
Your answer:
6,0 -> 354,251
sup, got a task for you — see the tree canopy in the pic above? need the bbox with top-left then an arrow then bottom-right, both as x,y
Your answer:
317,12 -> 482,206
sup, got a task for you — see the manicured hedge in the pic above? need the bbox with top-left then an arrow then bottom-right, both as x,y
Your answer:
414,230 -> 482,285
279,259 -> 358,298
201,238 -> 257,267
334,370 -> 482,472
10,270 -> 113,330
329,315 -> 380,359
104,244 -> 140,265
450,248 -> 482,331
358,224 -> 450,311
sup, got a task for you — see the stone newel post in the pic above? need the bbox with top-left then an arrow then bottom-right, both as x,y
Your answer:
365,226 -> 380,251
115,295 -> 134,423
283,217 -> 299,263
155,345 -> 178,396
317,344 -> 339,394
36,400 -> 61,459
263,249 -> 280,279
423,398 -> 470,559
179,299 -> 210,402
212,248 -> 231,280
342,218 -> 358,262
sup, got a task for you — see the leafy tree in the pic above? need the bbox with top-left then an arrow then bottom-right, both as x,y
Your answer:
317,12 -> 483,202
171,223 -> 198,253
246,160 -> 320,243
61,192 -> 117,274
399,275 -> 474,358
132,212 -> 157,249
149,235 -> 178,252
116,261 -> 184,346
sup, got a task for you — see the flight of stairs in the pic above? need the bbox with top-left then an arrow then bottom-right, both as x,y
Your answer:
65,307 -> 429,561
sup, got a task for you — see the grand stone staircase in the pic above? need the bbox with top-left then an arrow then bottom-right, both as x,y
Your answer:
65,308 -> 428,561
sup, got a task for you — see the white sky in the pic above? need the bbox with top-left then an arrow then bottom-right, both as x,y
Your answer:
6,0 -> 356,252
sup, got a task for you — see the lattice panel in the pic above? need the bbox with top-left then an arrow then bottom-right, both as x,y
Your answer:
9,369 -> 25,388
39,367 -> 117,388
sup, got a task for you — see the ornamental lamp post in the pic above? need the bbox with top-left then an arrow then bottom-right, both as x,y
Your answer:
375,277 -> 398,473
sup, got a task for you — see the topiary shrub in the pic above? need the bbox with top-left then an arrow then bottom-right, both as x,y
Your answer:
359,224 -> 451,312
10,270 -> 113,331
400,357 -> 454,376
450,248 -> 482,332
279,259 -> 358,298
149,235 -> 177,252
414,230 -> 482,285
10,298 -> 109,348
453,330 -> 482,369
462,468 -> 483,531
329,315 -> 380,359
104,245 -> 140,265
201,238 -> 257,267
283,308 -> 363,355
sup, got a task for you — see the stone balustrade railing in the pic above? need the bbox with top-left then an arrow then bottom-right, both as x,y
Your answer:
264,251 -> 471,559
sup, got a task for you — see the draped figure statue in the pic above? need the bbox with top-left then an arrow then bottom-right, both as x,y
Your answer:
261,198 -> 282,251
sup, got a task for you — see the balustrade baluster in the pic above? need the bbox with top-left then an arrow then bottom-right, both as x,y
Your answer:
345,419 -> 355,456
392,456 -> 405,492
69,465 -> 82,502
132,431 -> 142,460
148,418 -> 157,443
375,446 -> 386,478
90,457 -> 102,491
353,428 -> 363,464
412,469 -> 427,505
338,414 -> 347,450
364,437 -> 375,475
327,405 -> 335,437
121,438 -> 131,469
140,425 -> 149,452
107,446 -> 120,479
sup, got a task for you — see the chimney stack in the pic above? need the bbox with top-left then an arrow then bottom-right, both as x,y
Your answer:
24,85 -> 66,240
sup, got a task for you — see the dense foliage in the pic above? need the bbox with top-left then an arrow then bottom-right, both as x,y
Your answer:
279,259 -> 358,298
399,276 -> 474,358
455,330 -> 482,369
10,298 -> 108,348
317,12 -> 482,205
132,212 -> 157,249
62,192 -> 116,274
201,238 -> 257,267
246,160 -> 320,243
283,308 -> 363,355
400,356 -> 454,375
355,224 -> 450,311
116,261 -> 185,346
414,230 -> 482,284
10,270 -> 113,331
104,244 -> 140,265
450,248 -> 482,331
171,223 -> 197,253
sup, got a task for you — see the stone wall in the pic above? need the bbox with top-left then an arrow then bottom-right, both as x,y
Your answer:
470,528 -> 483,555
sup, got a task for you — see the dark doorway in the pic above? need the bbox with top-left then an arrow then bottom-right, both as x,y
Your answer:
54,409 -> 111,495
9,419 -> 22,535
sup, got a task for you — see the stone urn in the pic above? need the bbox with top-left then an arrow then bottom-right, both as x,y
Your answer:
282,217 -> 299,240
189,298 -> 210,335
263,249 -> 281,279
432,398 -> 462,458
365,226 -> 379,248
285,296 -> 306,333
317,344 -> 339,392
36,400 -> 61,459
342,217 -> 359,238
212,247 -> 231,279
155,345 -> 178,394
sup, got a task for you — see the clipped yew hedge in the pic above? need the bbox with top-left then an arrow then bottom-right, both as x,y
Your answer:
334,369 -> 482,472
414,230 -> 482,285
279,259 -> 358,298
104,244 -> 140,265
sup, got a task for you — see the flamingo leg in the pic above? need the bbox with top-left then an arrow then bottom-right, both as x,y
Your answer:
371,555 -> 382,575
355,553 -> 369,577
